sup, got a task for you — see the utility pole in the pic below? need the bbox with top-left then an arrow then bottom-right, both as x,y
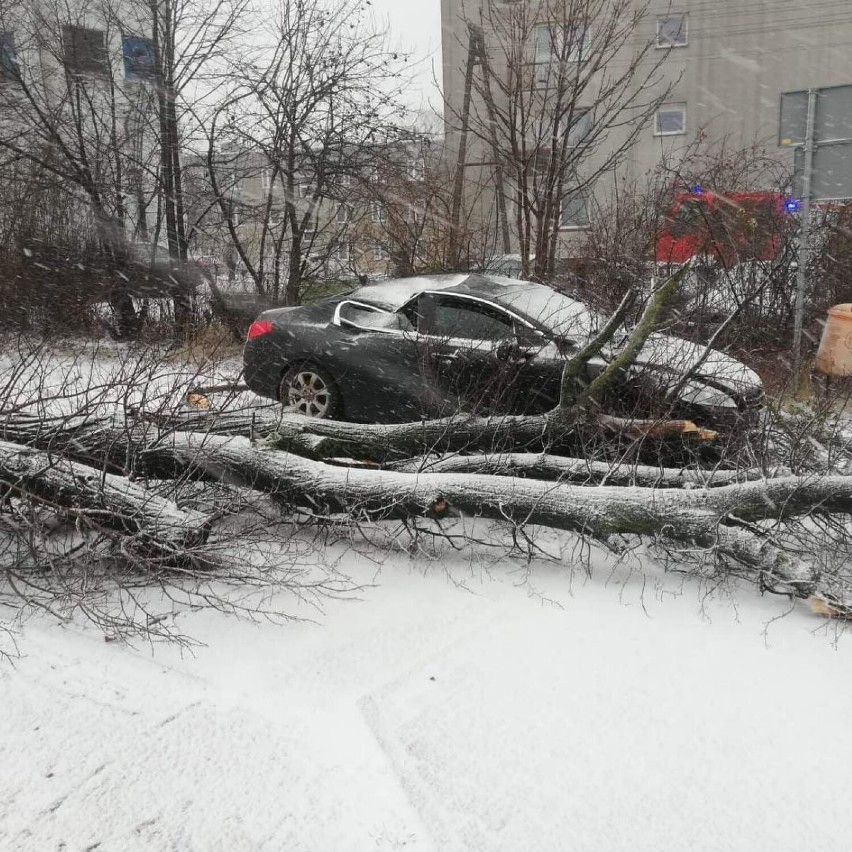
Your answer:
448,29 -> 477,266
791,89 -> 817,384
448,24 -> 512,267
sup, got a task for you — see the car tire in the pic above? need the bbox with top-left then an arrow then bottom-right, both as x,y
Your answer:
279,364 -> 341,419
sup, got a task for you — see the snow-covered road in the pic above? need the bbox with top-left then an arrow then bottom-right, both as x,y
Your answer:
2,549 -> 852,851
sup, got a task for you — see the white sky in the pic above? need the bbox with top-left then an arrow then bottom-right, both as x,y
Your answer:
367,0 -> 444,124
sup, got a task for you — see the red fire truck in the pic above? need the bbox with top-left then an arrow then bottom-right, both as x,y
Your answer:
655,190 -> 794,268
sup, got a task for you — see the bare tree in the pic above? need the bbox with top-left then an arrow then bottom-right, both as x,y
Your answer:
0,0 -> 147,335
359,134 -> 500,277
137,0 -> 248,329
0,0 -> 246,336
200,0 -> 407,306
445,0 -> 675,280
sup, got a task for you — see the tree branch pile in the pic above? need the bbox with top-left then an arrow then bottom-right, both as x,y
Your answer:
4,393 -> 852,624
4,266 -> 852,642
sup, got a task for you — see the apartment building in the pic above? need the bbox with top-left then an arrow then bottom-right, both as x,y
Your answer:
0,0 -> 162,243
191,137 -> 436,292
440,0 -> 852,260
629,1 -> 852,173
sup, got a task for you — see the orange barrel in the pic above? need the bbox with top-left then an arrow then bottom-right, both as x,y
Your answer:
815,304 -> 852,376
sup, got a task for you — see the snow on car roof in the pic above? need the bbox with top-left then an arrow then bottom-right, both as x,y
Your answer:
352,273 -> 595,336
353,272 -> 555,307
352,274 -> 471,309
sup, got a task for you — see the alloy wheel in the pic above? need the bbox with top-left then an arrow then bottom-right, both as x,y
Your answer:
286,370 -> 332,417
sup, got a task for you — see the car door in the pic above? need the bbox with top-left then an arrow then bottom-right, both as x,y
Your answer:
412,293 -> 527,415
508,324 -> 566,414
330,301 -> 425,422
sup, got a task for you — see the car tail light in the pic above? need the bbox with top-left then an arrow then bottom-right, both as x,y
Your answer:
247,320 -> 273,340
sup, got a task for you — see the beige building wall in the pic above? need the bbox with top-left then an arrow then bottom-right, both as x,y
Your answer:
440,0 -> 852,258
628,0 -> 852,177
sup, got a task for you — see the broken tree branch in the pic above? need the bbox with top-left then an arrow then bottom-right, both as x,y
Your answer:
579,262 -> 691,410
0,439 -> 210,554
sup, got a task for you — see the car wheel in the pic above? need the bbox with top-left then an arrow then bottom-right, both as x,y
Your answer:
279,364 -> 341,419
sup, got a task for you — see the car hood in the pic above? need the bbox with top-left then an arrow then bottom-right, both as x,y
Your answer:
632,333 -> 762,395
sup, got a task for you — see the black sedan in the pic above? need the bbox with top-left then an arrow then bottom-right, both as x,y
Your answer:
243,273 -> 763,424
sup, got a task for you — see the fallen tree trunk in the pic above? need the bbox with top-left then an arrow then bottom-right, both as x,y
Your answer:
139,432 -> 852,599
135,405 -> 285,438
4,409 -> 852,612
389,453 -> 790,487
0,408 -> 726,488
262,411 -> 715,463
0,413 -> 152,474
0,439 -> 210,554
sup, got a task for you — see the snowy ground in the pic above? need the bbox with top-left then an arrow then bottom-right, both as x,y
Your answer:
3,339 -> 852,850
3,543 -> 852,852
0,337 -> 253,420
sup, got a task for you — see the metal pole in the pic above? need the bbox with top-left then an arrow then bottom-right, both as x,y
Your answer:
792,89 -> 817,382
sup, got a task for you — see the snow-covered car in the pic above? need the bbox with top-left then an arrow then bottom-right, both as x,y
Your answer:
243,273 -> 764,424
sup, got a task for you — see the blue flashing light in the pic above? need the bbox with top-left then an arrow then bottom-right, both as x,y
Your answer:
689,184 -> 703,195
784,198 -> 801,214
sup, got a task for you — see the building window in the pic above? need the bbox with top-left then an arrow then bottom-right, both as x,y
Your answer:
63,26 -> 108,77
566,23 -> 591,63
534,24 -> 552,64
657,15 -> 688,48
371,201 -> 386,224
339,173 -> 352,189
535,22 -> 591,65
565,108 -> 592,146
122,35 -> 156,81
261,169 -> 271,193
561,193 -> 590,229
0,31 -> 19,80
373,243 -> 388,261
299,180 -> 312,199
407,204 -> 425,225
654,103 -> 686,136
335,204 -> 350,224
333,242 -> 349,263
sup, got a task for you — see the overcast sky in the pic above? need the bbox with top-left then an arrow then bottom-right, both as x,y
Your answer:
367,0 -> 444,122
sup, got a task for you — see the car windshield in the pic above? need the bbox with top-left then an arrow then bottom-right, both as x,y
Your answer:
497,287 -> 599,340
